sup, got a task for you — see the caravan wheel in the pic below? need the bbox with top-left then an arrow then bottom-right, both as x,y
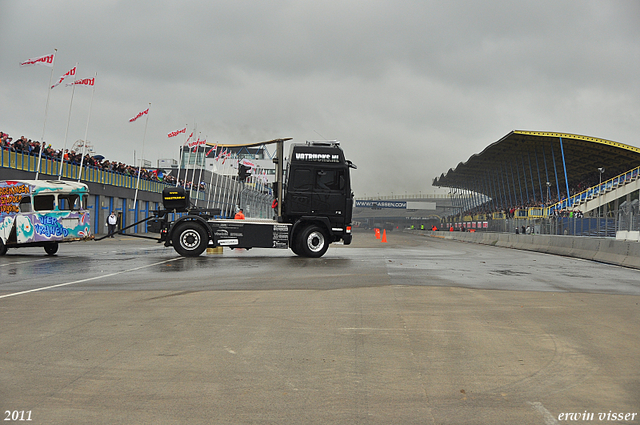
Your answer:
44,242 -> 59,256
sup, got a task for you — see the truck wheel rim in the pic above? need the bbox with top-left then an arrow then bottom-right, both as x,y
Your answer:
180,230 -> 200,250
306,231 -> 325,253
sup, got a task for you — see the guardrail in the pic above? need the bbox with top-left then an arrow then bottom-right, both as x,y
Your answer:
548,165 -> 640,213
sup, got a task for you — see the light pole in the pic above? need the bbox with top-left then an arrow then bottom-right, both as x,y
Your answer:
598,167 -> 605,218
598,167 -> 605,186
546,182 -> 551,204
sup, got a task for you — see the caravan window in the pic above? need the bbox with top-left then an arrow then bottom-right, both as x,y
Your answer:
19,196 -> 32,212
33,195 -> 55,211
58,194 -> 83,210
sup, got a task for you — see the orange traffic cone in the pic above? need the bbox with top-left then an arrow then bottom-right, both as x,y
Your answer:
381,229 -> 387,243
375,228 -> 380,239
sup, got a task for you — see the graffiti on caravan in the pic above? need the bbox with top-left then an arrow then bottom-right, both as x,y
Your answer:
355,200 -> 407,209
34,215 -> 70,238
0,182 -> 30,215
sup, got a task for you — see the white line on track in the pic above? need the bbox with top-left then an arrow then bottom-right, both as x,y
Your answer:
528,401 -> 559,425
0,257 -> 183,300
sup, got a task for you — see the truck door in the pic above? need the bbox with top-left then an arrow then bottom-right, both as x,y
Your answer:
310,168 -> 347,220
287,168 -> 314,214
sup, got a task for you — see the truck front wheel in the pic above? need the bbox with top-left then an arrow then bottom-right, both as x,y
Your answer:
172,222 -> 208,257
299,225 -> 329,258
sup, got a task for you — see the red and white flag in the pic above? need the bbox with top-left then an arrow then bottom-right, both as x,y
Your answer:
129,107 -> 149,123
168,127 -> 186,138
20,52 -> 55,67
205,144 -> 217,157
221,149 -> 231,164
66,77 -> 95,87
52,66 -> 77,89
189,138 -> 207,149
240,158 -> 256,169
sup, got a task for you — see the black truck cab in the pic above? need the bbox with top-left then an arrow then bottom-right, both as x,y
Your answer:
282,141 -> 355,252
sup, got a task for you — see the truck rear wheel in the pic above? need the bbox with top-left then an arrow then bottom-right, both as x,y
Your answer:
0,239 -> 7,256
299,225 -> 328,258
172,222 -> 208,257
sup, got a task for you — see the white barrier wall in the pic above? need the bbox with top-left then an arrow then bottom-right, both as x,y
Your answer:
414,231 -> 640,269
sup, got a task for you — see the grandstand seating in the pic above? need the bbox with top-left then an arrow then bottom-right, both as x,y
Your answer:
548,166 -> 640,214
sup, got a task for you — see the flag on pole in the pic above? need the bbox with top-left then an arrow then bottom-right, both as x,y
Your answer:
20,53 -> 55,67
66,77 -> 95,87
168,127 -> 186,138
51,65 -> 76,89
129,107 -> 149,123
188,138 -> 207,149
240,158 -> 256,169
221,149 -> 230,164
205,144 -> 217,157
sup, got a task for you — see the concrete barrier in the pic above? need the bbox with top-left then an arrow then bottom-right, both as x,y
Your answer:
616,231 -> 640,242
411,230 -> 640,270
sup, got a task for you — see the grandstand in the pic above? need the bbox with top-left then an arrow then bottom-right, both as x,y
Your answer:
433,131 -> 640,237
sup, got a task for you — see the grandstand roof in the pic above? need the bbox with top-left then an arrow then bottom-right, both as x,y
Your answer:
432,131 -> 640,195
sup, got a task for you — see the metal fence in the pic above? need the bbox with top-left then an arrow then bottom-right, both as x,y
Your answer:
487,207 -> 639,237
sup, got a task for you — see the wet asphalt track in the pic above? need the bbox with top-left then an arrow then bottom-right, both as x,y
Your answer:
1,230 -> 639,424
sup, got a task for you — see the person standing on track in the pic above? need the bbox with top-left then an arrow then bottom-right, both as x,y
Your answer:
107,211 -> 118,238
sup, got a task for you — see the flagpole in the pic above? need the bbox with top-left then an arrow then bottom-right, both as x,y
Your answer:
175,125 -> 188,187
207,156 -> 216,209
211,148 -> 222,210
187,124 -> 197,200
191,134 -> 201,205
206,144 -> 218,209
133,103 -> 151,209
226,152 -> 236,215
218,151 -> 227,214
221,152 -> 232,216
35,48 -> 57,180
214,148 -> 224,209
195,137 -> 207,206
58,62 -> 78,180
77,72 -> 97,182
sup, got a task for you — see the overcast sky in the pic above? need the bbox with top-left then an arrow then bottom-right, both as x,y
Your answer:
1,0 -> 639,198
